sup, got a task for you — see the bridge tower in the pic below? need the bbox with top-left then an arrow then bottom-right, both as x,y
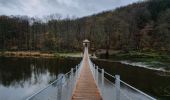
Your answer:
83,39 -> 90,48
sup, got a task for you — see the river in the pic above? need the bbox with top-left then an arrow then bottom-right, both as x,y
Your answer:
0,57 -> 169,100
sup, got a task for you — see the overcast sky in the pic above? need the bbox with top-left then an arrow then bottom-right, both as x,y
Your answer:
0,0 -> 143,18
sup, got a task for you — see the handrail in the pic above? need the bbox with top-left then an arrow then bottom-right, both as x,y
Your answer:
119,79 -> 156,100
104,70 -> 156,100
89,59 -> 157,100
26,61 -> 82,100
104,71 -> 115,78
26,47 -> 156,100
26,76 -> 63,100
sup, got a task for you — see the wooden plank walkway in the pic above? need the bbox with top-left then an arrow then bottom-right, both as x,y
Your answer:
72,48 -> 102,100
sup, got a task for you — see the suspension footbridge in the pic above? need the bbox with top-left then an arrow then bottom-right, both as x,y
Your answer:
72,47 -> 102,99
26,40 -> 157,100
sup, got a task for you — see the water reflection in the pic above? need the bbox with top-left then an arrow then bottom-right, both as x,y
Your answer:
0,56 -> 169,100
0,57 -> 79,100
93,59 -> 170,100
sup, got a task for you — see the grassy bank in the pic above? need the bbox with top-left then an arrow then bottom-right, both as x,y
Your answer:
97,50 -> 170,70
0,51 -> 82,58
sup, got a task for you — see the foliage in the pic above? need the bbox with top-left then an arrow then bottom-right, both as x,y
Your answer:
0,0 -> 170,52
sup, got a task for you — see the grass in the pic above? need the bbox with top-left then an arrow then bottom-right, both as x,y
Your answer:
100,50 -> 170,70
54,52 -> 82,58
0,51 -> 82,58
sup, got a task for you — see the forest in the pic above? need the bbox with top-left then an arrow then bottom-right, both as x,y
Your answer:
0,0 -> 170,53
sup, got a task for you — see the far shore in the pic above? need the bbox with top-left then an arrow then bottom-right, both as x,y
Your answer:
1,51 -> 170,73
0,51 -> 83,58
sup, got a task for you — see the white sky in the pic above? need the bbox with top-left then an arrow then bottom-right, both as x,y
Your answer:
0,0 -> 143,18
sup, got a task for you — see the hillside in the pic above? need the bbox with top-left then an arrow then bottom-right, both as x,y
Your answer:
0,0 -> 170,53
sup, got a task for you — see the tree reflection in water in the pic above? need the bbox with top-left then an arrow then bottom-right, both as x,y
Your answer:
0,57 -> 80,100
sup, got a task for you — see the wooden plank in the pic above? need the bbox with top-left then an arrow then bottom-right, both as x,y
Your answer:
72,48 -> 102,100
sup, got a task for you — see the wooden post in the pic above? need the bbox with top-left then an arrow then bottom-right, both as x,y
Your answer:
115,75 -> 120,100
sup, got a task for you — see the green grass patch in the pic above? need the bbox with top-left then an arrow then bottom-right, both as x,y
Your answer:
105,51 -> 170,70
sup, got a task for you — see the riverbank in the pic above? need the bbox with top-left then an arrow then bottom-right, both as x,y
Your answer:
0,51 -> 82,58
97,50 -> 170,71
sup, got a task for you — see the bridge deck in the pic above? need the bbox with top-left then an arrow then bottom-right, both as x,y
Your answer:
72,48 -> 102,100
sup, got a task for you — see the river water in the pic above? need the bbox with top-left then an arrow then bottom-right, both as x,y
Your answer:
0,57 -> 169,100
0,57 -> 80,100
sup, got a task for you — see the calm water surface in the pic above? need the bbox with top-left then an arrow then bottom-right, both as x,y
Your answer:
93,59 -> 170,100
0,57 -> 170,100
0,57 -> 80,100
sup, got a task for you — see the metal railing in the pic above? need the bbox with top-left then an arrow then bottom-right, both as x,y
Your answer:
26,60 -> 83,100
88,58 -> 157,100
26,46 -> 157,100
